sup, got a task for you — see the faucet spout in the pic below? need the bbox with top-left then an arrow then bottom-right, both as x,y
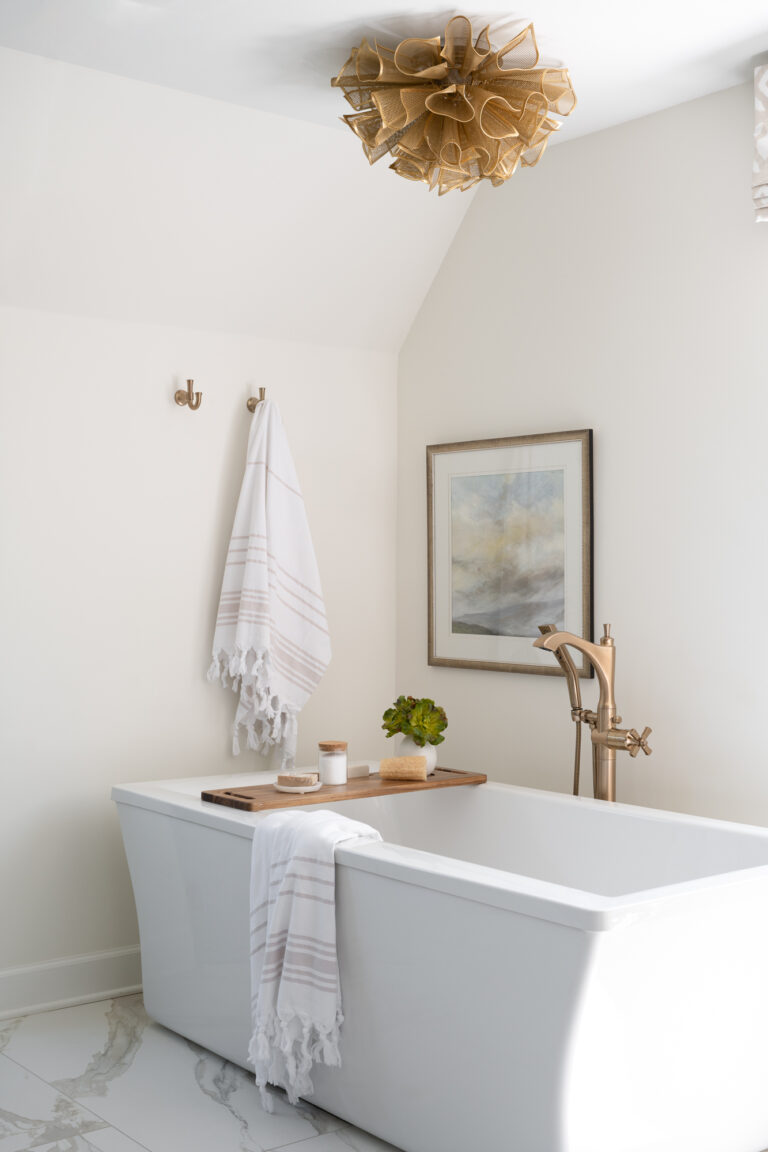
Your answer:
533,629 -> 614,707
533,628 -> 593,655
533,624 -> 649,802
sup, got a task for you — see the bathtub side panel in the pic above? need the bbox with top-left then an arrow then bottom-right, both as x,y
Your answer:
564,875 -> 768,1152
117,803 -> 596,1152
116,804 -> 253,1065
311,865 -> 595,1152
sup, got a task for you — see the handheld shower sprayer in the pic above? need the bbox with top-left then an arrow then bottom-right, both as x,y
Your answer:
537,624 -> 585,796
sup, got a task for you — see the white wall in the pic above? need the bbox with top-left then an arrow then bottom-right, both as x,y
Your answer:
398,82 -> 768,826
0,310 -> 397,1003
0,48 -> 406,1009
0,45 -> 470,352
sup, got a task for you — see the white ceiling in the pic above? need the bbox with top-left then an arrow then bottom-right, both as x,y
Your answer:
0,0 -> 766,144
1,1 -> 766,354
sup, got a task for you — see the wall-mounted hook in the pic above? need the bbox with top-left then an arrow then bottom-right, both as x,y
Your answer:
175,379 -> 202,411
246,387 -> 266,413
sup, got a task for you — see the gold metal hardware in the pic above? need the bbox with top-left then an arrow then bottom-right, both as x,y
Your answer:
533,624 -> 652,802
628,727 -> 652,758
174,379 -> 202,411
538,624 -> 583,795
246,387 -> 266,413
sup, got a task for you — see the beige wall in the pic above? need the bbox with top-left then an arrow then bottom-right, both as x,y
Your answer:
0,48 -> 403,1007
398,82 -> 768,825
0,308 -> 397,979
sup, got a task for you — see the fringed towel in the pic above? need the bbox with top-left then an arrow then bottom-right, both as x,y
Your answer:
249,809 -> 382,1108
755,65 -> 768,223
208,399 -> 331,769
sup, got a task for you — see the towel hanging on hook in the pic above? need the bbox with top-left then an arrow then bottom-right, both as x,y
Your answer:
208,397 -> 331,767
247,387 -> 266,413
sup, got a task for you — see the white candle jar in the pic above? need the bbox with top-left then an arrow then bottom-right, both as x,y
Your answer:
318,741 -> 348,785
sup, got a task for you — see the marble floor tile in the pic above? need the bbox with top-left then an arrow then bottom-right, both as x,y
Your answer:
0,1021 -> 25,1056
3,998 -> 350,1152
77,1126 -> 151,1152
32,1136 -> 147,1152
269,1128 -> 402,1152
333,1128 -> 403,1152
0,1055 -> 108,1151
2,999 -> 143,1087
20,1127 -> 152,1152
28,1142 -> 112,1152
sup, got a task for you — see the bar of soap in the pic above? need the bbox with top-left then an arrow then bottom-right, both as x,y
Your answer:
379,756 -> 427,781
348,762 -> 372,779
277,772 -> 318,787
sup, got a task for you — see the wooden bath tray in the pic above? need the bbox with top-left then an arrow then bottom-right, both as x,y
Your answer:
201,767 -> 486,812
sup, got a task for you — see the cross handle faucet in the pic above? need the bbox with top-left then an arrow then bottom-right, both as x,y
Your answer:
533,623 -> 652,801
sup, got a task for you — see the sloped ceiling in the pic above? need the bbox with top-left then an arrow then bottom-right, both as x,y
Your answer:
0,45 -> 472,351
0,2 -> 766,351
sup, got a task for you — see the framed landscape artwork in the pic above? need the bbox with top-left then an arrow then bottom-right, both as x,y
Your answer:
427,429 -> 593,677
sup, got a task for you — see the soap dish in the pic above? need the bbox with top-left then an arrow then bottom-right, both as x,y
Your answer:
274,780 -> 323,794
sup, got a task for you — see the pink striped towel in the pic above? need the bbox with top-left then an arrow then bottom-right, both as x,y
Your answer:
208,399 -> 331,767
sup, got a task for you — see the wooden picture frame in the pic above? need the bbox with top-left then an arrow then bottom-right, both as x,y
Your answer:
427,429 -> 593,677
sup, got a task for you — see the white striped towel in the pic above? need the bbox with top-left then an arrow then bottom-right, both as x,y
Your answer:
208,399 -> 331,768
248,809 -> 382,1108
755,65 -> 768,223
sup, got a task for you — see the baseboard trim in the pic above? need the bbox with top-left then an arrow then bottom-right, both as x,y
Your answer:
0,946 -> 142,1020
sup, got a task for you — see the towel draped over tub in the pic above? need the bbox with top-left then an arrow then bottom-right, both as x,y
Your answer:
208,399 -> 331,769
249,809 -> 382,1107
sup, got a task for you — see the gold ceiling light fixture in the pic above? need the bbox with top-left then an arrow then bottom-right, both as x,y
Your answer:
331,15 -> 575,195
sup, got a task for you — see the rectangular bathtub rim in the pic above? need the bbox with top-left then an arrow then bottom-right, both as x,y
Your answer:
111,773 -> 768,848
112,776 -> 768,934
334,839 -> 768,932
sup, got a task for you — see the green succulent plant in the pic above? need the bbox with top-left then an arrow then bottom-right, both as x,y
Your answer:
381,695 -> 448,747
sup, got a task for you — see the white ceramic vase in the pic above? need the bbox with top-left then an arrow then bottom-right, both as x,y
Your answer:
397,735 -> 438,775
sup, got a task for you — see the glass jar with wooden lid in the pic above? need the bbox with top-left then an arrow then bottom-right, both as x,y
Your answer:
318,741 -> 348,785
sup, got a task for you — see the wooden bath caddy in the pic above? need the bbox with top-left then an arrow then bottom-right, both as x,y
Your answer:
201,767 -> 487,812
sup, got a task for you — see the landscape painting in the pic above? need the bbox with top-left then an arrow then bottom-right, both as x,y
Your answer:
451,469 -> 565,639
428,429 -> 592,676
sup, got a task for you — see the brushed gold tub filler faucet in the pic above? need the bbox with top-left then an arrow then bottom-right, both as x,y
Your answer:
533,624 -> 652,802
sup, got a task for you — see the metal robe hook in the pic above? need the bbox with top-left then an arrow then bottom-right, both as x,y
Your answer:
246,387 -> 266,413
175,379 -> 202,411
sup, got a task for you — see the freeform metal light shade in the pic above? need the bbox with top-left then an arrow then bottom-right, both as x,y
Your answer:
331,15 -> 576,195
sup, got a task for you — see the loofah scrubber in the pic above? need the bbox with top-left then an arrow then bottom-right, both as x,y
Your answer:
379,756 -> 428,781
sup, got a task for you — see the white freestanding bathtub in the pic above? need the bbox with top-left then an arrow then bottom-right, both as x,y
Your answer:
112,773 -> 768,1152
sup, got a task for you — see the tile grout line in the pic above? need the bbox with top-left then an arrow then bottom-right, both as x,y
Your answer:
0,1049 -> 111,1132
262,1124 -> 356,1152
0,1043 -> 155,1152
2,1008 -> 355,1152
2,1012 -> 313,1152
263,1136 -> 332,1151
261,1099 -> 349,1150
89,1121 -> 157,1152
